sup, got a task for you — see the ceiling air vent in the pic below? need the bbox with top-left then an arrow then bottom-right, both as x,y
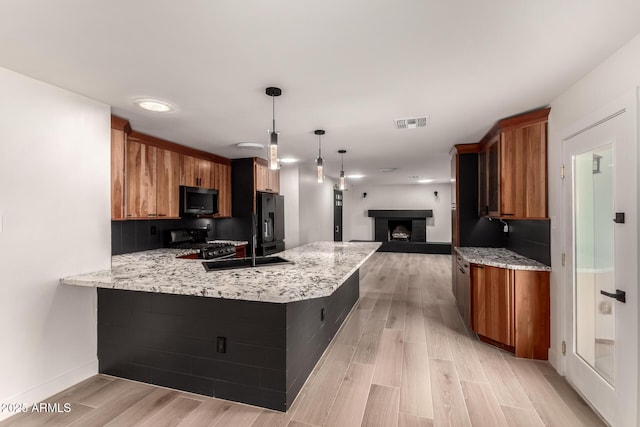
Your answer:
380,168 -> 397,173
394,116 -> 428,129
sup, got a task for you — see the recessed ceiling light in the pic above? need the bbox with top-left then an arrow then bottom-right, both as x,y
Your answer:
236,142 -> 264,150
417,179 -> 434,183
133,98 -> 176,113
279,158 -> 298,164
380,168 -> 397,173
347,174 -> 364,179
409,175 -> 421,179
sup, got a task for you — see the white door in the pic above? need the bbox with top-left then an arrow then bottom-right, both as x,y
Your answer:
562,90 -> 638,427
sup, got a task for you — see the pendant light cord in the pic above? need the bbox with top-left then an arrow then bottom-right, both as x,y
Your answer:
341,152 -> 344,172
318,134 -> 322,158
272,96 -> 276,134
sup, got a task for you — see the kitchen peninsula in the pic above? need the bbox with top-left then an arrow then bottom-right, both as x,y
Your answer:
61,241 -> 380,411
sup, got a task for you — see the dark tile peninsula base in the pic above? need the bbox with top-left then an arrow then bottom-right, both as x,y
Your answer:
97,270 -> 359,412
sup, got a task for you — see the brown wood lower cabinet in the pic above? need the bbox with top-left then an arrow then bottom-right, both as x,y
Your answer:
470,264 -> 549,359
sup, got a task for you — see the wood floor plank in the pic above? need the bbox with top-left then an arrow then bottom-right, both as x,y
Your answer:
47,375 -> 114,403
324,362 -> 374,427
480,358 -> 533,410
66,380 -> 154,426
104,388 -> 180,427
370,293 -> 392,320
404,287 -> 426,343
291,344 -> 355,426
399,342 -> 433,419
357,296 -> 377,311
429,358 -> 471,427
386,297 -> 407,330
210,403 -> 261,427
137,396 -> 201,427
460,380 -> 508,427
74,378 -> 152,408
372,328 -> 404,388
424,321 -> 453,361
337,308 -> 371,346
544,375 -> 606,426
500,406 -> 545,427
398,413 -> 434,427
353,318 -> 387,365
173,398 -> 233,427
250,409 -> 292,427
506,358 -> 584,427
361,384 -> 400,427
448,334 -> 488,383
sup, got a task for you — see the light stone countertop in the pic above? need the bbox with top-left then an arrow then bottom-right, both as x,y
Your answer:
455,247 -> 551,272
61,241 -> 381,303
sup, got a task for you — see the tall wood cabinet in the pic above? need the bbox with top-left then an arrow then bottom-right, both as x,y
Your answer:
110,116 -> 232,219
479,108 -> 550,219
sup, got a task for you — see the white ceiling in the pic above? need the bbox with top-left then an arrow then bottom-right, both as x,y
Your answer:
1,1 -> 639,184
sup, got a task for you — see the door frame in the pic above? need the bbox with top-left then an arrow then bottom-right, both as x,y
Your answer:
559,88 -> 639,426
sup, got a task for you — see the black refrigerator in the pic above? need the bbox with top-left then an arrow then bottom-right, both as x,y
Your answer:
257,192 -> 285,255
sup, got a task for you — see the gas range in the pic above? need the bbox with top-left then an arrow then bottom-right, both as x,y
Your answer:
167,229 -> 236,260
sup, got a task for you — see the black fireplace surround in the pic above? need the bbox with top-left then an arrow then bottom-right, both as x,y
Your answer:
366,210 -> 449,254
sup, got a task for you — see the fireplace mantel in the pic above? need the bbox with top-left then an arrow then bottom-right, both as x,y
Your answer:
367,209 -> 433,218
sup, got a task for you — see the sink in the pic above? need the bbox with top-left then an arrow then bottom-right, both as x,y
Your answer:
202,256 -> 293,272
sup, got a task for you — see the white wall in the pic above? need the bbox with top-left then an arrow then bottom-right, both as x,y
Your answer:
297,163 -> 336,245
0,67 -> 110,419
343,183 -> 452,243
279,164 -> 300,249
548,33 -> 640,372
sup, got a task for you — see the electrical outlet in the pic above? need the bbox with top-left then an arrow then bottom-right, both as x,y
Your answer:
216,336 -> 226,353
503,224 -> 508,233
206,223 -> 211,231
150,225 -> 156,235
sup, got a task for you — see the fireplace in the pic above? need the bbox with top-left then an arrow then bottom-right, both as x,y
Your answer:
388,220 -> 412,241
367,210 -> 432,243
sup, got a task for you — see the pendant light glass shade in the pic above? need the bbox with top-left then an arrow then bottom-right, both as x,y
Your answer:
269,132 -> 279,170
266,87 -> 282,170
314,130 -> 325,183
338,149 -> 347,190
317,158 -> 324,183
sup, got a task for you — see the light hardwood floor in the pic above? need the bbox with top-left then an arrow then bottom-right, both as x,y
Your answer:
1,253 -> 606,427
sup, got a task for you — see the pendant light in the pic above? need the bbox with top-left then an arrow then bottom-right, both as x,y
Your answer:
314,129 -> 325,183
338,149 -> 347,190
266,87 -> 282,170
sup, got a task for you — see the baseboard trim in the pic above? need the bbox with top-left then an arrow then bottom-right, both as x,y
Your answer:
0,359 -> 98,421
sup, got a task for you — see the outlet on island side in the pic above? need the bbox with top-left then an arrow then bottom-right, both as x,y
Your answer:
216,336 -> 226,353
320,307 -> 325,322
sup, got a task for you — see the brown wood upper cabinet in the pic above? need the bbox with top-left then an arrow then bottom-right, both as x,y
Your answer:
110,115 -> 232,220
110,118 -> 128,220
211,162 -> 232,217
125,139 -> 158,218
254,158 -> 280,193
471,263 -> 550,359
479,108 -> 550,219
180,155 -> 212,188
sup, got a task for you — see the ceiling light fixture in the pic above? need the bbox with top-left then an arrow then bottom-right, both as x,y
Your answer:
236,142 -> 264,150
347,174 -> 364,179
279,157 -> 298,164
133,98 -> 176,113
418,179 -> 434,183
266,87 -> 282,170
315,129 -> 325,183
338,149 -> 347,190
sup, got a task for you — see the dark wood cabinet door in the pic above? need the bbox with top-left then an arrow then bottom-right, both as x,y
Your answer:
471,265 -> 514,347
